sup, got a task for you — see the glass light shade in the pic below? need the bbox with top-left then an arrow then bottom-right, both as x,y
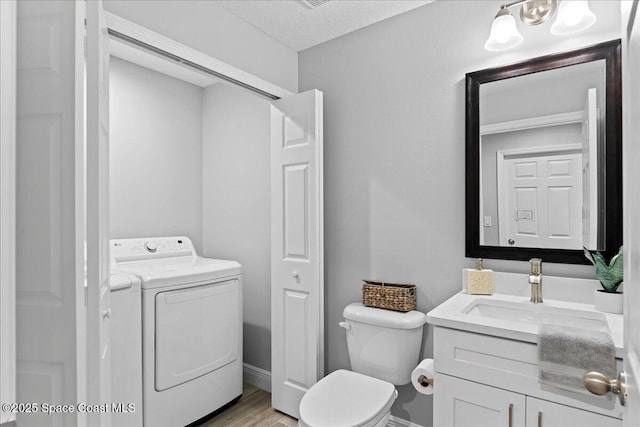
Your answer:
484,12 -> 524,51
550,0 -> 597,35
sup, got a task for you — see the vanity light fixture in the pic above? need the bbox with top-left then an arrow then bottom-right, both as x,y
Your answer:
550,0 -> 597,35
484,6 -> 524,51
485,0 -> 597,52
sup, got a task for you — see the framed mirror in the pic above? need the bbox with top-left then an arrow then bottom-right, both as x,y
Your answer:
466,40 -> 621,264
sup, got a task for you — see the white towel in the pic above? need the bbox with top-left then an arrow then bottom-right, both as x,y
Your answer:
538,324 -> 616,394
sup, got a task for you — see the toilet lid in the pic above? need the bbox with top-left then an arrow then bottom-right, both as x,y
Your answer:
299,370 -> 396,427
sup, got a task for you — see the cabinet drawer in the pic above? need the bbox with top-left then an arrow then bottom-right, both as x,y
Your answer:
433,327 -> 623,419
527,397 -> 621,427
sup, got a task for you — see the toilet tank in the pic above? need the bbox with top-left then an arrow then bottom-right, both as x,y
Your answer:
342,303 -> 426,386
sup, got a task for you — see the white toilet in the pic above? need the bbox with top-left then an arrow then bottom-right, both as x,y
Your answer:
298,303 -> 427,427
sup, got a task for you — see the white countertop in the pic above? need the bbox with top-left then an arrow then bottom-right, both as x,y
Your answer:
427,291 -> 624,359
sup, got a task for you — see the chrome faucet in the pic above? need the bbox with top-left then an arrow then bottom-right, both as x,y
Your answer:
529,258 -> 543,303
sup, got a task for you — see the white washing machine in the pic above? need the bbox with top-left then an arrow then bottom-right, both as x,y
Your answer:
111,236 -> 243,427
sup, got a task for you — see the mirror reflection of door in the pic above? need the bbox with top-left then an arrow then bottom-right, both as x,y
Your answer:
484,86 -> 600,250
499,149 -> 582,249
582,88 -> 599,250
479,59 -> 606,251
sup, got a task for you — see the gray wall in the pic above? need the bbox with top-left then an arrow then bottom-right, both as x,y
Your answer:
480,61 -> 605,124
109,57 -> 204,251
103,0 -> 298,94
298,1 -> 620,425
201,83 -> 271,372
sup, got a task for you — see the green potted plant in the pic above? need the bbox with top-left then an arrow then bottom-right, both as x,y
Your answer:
584,247 -> 623,314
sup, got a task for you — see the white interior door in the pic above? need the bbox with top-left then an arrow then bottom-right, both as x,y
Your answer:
15,1 -> 85,425
271,89 -> 324,418
86,0 -> 111,425
500,150 -> 582,249
581,87 -> 598,249
623,1 -> 640,425
0,1 -> 17,424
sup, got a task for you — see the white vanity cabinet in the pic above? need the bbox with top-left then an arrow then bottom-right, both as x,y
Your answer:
526,397 -> 620,427
435,374 -> 526,427
432,327 -> 623,427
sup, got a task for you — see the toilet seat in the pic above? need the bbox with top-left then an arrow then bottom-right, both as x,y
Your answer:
298,369 -> 397,427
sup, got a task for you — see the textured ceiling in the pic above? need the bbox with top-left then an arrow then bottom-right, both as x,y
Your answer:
215,0 -> 435,52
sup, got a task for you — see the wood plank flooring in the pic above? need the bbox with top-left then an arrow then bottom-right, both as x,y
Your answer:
197,384 -> 298,427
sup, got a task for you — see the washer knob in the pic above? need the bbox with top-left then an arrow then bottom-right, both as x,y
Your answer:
144,241 -> 158,253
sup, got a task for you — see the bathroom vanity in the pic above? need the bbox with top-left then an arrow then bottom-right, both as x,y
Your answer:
427,273 -> 624,427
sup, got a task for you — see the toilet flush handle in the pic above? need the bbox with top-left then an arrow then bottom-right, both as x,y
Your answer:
338,321 -> 351,330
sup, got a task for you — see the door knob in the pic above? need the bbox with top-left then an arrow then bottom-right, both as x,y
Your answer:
102,308 -> 111,320
292,271 -> 300,280
508,239 -> 515,245
583,371 -> 627,406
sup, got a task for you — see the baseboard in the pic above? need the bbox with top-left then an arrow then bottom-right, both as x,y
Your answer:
243,363 -> 271,392
387,415 -> 425,427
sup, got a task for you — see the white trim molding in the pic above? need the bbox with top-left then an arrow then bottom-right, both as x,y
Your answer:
387,415 -> 425,427
243,363 -> 272,392
105,12 -> 294,100
481,110 -> 583,135
0,0 -> 17,424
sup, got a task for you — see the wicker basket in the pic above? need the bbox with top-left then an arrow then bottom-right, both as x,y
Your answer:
362,280 -> 416,312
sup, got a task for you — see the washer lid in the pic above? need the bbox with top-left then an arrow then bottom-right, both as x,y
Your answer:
299,370 -> 396,427
114,257 -> 242,289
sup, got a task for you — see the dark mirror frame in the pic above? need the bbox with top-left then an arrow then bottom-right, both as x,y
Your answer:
466,39 -> 622,265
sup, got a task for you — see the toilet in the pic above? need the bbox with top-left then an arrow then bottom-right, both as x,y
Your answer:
298,303 -> 427,427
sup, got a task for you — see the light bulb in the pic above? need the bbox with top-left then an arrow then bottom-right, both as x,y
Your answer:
485,9 -> 524,51
551,0 -> 597,35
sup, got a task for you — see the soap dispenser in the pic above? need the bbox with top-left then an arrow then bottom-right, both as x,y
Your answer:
463,258 -> 494,295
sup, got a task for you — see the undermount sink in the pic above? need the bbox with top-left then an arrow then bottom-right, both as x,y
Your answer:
463,298 -> 609,331
425,272 -> 623,357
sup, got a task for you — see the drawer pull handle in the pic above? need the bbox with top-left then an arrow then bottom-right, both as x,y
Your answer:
508,403 -> 513,427
538,411 -> 542,427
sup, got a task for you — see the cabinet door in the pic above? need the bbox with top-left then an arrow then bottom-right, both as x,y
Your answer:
526,397 -> 621,427
434,373 -> 526,427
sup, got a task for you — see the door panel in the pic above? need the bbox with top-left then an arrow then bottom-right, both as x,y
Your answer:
581,88 -> 599,249
15,1 -> 82,425
434,374 -> 525,427
526,396 -> 620,427
623,1 -> 640,425
283,163 -> 309,260
271,89 -> 323,418
502,151 -> 582,249
0,1 -> 17,423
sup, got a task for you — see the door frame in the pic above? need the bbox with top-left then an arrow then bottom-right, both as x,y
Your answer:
0,0 -> 17,423
622,0 -> 640,424
496,144 -> 582,246
102,9 -> 305,394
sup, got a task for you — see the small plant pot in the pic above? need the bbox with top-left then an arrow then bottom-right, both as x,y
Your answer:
594,289 -> 623,314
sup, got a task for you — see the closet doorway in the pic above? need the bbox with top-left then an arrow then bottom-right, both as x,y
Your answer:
107,12 -> 324,419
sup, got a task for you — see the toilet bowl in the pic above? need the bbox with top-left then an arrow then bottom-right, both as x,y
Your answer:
298,370 -> 397,427
298,303 -> 426,427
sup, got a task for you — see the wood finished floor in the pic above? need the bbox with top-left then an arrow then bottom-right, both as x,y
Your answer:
197,383 -> 298,427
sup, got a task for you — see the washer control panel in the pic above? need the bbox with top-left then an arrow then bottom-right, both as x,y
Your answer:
111,236 -> 194,264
